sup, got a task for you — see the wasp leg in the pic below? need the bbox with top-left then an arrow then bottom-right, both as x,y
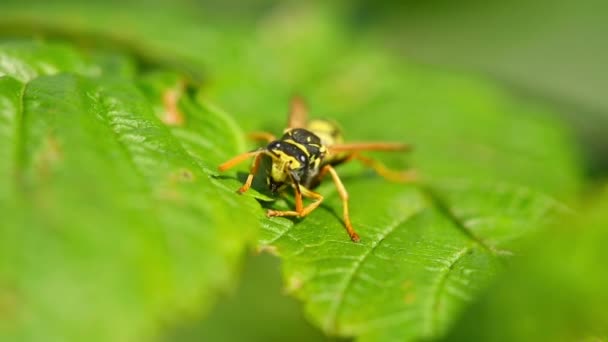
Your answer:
328,142 -> 412,153
350,153 -> 418,183
266,186 -> 323,219
218,150 -> 261,172
292,181 -> 304,213
247,131 -> 277,143
237,152 -> 265,194
324,165 -> 360,242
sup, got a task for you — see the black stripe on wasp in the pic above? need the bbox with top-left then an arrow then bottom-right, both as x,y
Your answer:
218,97 -> 416,242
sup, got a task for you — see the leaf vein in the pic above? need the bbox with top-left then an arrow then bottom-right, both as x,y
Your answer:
424,245 -> 472,335
323,205 -> 425,332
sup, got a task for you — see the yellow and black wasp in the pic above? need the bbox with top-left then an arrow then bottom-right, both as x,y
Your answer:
218,97 -> 415,242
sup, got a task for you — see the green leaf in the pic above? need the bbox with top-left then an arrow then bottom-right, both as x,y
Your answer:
259,181 -> 568,340
444,189 -> 608,341
0,41 -> 259,342
165,254 -> 330,342
200,6 -> 581,341
0,3 -> 585,341
0,40 -> 100,82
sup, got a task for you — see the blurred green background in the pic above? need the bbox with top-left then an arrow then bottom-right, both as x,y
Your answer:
1,0 -> 607,341
353,0 -> 608,177
4,0 -> 607,175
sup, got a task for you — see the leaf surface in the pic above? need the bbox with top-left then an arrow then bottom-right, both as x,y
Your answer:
209,7 -> 581,340
0,3 -> 585,341
444,189 -> 608,342
0,41 -> 259,342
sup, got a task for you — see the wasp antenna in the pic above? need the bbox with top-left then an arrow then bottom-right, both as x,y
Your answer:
218,150 -> 261,172
287,96 -> 309,129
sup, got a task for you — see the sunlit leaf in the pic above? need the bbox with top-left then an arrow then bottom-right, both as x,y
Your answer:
0,2 -> 586,342
212,7 -> 581,340
444,190 -> 608,342
0,41 -> 258,342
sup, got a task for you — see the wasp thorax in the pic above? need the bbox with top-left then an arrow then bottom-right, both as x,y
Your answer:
306,119 -> 343,146
283,128 -> 322,146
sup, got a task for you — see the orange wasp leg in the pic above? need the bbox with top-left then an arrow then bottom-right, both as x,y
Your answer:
218,150 -> 261,172
248,132 -> 277,143
324,165 -> 360,242
292,181 -> 304,213
266,166 -> 361,243
349,153 -> 418,183
218,150 -> 265,194
327,142 -> 416,183
328,142 -> 412,153
237,152 -> 265,194
271,175 -> 305,213
266,186 -> 324,220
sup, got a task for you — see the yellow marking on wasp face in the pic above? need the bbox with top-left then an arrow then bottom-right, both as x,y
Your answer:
269,149 -> 302,173
311,157 -> 321,170
270,162 -> 287,182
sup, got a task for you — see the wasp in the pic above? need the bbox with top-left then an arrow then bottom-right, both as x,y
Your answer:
218,97 -> 415,242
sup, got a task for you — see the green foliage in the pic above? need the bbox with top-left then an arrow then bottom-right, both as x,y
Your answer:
260,182 -> 567,341
0,41 -> 259,342
166,254 -> 329,342
444,190 -> 608,341
0,2 -> 598,342
200,5 -> 582,340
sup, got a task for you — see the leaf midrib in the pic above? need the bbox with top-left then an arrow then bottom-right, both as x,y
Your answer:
424,245 -> 472,336
322,202 -> 427,333
420,184 -> 498,256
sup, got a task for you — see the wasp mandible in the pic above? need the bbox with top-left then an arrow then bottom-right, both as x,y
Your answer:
218,97 -> 415,242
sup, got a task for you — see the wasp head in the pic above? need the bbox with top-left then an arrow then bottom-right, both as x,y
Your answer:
266,140 -> 308,185
264,128 -> 328,192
